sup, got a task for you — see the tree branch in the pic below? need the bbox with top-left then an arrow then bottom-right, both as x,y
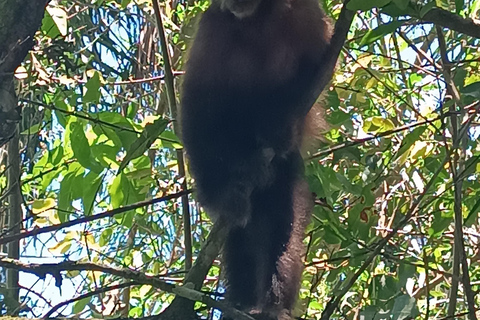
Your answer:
152,0 -> 193,271
160,220 -> 230,319
0,190 -> 191,246
421,7 -> 480,39
43,281 -> 139,318
0,257 -> 255,320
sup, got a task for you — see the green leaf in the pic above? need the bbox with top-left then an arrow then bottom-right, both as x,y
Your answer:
382,1 -> 411,16
82,172 -> 102,216
464,196 -> 480,226
32,199 -> 56,214
461,81 -> 480,99
347,0 -> 392,11
20,123 -> 41,135
46,6 -> 68,36
428,215 -> 452,237
118,118 -> 169,172
93,112 -> 136,148
391,295 -> 419,320
99,228 -> 113,246
109,174 -> 125,208
392,0 -> 409,9
73,297 -> 90,314
41,9 -> 61,38
360,20 -> 405,47
396,126 -> 426,158
363,117 -> 395,133
419,2 -> 436,18
115,210 -> 135,228
70,122 -> 92,169
398,263 -> 416,289
159,130 -> 183,149
83,71 -> 102,103
455,0 -> 464,13
58,163 -> 84,221
360,305 -> 381,320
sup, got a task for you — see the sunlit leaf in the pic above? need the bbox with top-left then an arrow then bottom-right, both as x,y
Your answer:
32,198 -> 56,214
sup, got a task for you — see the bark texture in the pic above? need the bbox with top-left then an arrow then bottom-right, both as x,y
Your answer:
0,0 -> 50,146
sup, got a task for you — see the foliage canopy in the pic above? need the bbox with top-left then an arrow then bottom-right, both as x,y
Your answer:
0,0 -> 480,319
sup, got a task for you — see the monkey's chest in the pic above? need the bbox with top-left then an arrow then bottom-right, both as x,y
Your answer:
219,40 -> 299,88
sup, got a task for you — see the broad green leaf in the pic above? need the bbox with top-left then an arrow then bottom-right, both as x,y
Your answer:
118,118 -> 169,172
83,172 -> 102,216
70,122 -> 92,169
382,1 -> 411,16
41,9 -> 61,38
398,263 -> 416,289
359,21 -> 405,47
428,215 -> 452,236
83,71 -> 102,103
159,130 -> 183,149
464,197 -> 480,226
50,144 -> 65,166
46,6 -> 67,36
115,210 -> 135,228
20,123 -> 41,135
392,0 -> 409,9
360,305 -> 381,320
129,306 -> 143,317
109,174 -> 125,208
58,163 -> 84,220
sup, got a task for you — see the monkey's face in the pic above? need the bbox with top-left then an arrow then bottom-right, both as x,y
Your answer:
220,0 -> 262,19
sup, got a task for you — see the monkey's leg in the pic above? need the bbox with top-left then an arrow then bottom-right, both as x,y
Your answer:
192,146 -> 275,227
266,179 -> 314,319
223,152 -> 301,315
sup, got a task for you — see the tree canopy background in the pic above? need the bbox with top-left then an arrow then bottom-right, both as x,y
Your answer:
0,0 -> 480,319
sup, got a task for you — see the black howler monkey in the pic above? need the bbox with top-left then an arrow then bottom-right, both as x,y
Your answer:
180,0 -> 331,318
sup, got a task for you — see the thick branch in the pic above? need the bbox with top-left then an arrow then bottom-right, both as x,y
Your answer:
306,0 -> 355,109
422,8 -> 480,39
0,257 -> 255,320
160,220 -> 230,319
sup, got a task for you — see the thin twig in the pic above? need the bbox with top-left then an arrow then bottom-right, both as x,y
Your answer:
320,149 -> 453,320
0,190 -> 191,246
43,281 -> 139,318
436,25 -> 477,320
152,0 -> 192,271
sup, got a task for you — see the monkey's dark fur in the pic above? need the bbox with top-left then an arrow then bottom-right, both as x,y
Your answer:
180,0 -> 331,318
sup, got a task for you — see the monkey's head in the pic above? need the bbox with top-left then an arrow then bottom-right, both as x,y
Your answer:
220,0 -> 262,19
